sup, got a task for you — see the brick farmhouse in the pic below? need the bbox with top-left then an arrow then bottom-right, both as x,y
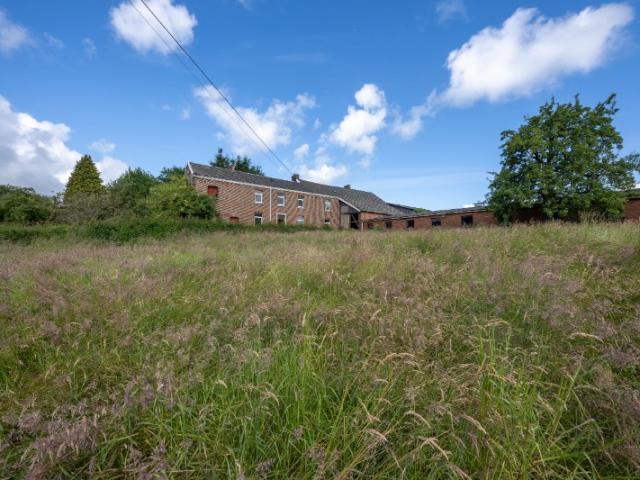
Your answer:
186,162 -> 403,228
187,162 -> 640,229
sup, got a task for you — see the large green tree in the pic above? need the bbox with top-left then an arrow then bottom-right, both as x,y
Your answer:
109,168 -> 159,214
488,94 -> 639,222
64,155 -> 105,202
211,148 -> 264,175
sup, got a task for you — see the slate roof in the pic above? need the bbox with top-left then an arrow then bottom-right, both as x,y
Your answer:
188,162 -> 403,215
368,205 -> 489,221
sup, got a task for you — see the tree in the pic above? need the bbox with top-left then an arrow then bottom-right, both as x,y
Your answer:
109,168 -> 159,214
146,176 -> 215,219
488,94 -> 640,222
64,155 -> 105,202
211,148 -> 264,175
158,166 -> 185,183
0,185 -> 55,223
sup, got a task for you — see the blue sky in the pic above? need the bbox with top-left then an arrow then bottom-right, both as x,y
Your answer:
0,0 -> 638,209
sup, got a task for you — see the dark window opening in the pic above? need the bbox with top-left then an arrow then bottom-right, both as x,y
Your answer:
229,216 -> 239,224
431,218 -> 442,227
461,215 -> 474,227
385,221 -> 393,229
367,223 -> 374,229
406,219 -> 415,229
207,185 -> 218,196
254,213 -> 263,225
276,213 -> 286,225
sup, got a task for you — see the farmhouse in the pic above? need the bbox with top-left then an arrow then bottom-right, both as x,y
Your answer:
186,162 -> 404,228
187,161 -> 640,229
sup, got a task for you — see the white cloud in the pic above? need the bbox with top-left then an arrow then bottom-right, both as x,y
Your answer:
44,33 -> 64,49
313,118 -> 322,130
441,3 -> 634,106
110,0 -> 197,55
391,90 -> 438,140
0,9 -> 31,54
0,95 -> 81,193
463,203 -> 475,208
83,37 -> 97,56
89,139 -> 116,155
180,106 -> 191,120
330,83 -> 387,156
294,143 -> 309,159
194,85 -> 315,155
96,155 -> 128,183
299,158 -> 348,184
436,0 -> 468,24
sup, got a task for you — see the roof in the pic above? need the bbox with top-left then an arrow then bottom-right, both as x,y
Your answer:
188,162 -> 403,216
369,205 -> 489,221
626,188 -> 640,199
386,203 -> 426,215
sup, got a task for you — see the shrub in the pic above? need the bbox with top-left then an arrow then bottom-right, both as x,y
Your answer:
55,192 -> 115,224
0,185 -> 55,223
146,177 -> 215,220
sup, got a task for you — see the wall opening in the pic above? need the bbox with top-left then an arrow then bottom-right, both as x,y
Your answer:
431,218 -> 442,227
461,215 -> 474,227
406,219 -> 415,229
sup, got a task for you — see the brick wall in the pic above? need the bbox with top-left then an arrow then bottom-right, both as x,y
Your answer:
624,197 -> 640,222
190,175 -> 341,227
367,210 -> 498,230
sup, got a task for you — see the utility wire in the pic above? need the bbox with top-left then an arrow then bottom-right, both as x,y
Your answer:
129,1 -> 269,161
137,0 -> 293,174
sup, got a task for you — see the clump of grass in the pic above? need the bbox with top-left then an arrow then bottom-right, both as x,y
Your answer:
1,223 -> 639,478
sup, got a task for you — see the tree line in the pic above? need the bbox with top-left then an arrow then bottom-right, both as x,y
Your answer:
2,94 -> 638,226
0,149 -> 264,225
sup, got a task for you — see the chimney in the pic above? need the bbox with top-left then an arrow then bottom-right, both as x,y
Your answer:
343,184 -> 351,189
229,163 -> 236,172
291,173 -> 300,182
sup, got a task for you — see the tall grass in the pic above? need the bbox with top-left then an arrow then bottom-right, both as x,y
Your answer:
1,223 -> 639,478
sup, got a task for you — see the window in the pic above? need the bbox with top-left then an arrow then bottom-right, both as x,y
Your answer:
385,221 -> 393,229
207,185 -> 218,197
431,218 -> 442,227
276,213 -> 286,225
367,223 -> 374,229
229,216 -> 239,224
461,215 -> 473,227
254,213 -> 263,225
324,200 -> 332,212
296,216 -> 305,225
324,218 -> 331,226
254,191 -> 263,204
277,192 -> 285,207
297,194 -> 304,208
406,219 -> 415,229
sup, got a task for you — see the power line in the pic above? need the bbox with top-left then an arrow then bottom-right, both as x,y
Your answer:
137,0 -> 293,174
129,1 -> 270,161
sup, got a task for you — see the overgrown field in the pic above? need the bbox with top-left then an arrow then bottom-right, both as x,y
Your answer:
1,224 -> 639,479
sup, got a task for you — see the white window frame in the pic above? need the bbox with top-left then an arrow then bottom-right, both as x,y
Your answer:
324,200 -> 332,212
297,194 -> 304,209
296,216 -> 305,225
277,192 -> 285,207
254,213 -> 263,225
276,213 -> 287,225
324,218 -> 331,225
254,191 -> 263,204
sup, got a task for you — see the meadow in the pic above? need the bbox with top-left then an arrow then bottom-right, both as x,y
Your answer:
1,223 -> 639,479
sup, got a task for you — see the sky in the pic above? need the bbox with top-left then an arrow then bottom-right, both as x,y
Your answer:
0,0 -> 638,209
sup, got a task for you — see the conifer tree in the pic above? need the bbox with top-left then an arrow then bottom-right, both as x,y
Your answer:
64,155 -> 104,202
